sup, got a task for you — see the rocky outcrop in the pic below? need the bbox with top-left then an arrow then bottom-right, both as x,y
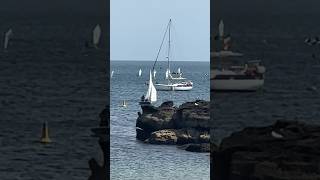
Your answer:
212,120 -> 320,180
136,100 -> 210,152
173,100 -> 210,129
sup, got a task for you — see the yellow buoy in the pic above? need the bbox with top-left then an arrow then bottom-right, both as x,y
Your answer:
40,121 -> 51,143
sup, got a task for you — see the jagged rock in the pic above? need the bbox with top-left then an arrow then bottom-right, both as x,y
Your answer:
136,100 -> 210,152
212,120 -> 320,180
147,129 -> 178,144
176,128 -> 210,144
173,100 -> 210,129
146,128 -> 210,145
136,108 -> 175,133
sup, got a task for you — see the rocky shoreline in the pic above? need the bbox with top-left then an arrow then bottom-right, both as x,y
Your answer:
212,120 -> 320,180
136,100 -> 210,152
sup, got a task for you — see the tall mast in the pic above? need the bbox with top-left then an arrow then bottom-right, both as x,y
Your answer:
167,19 -> 171,71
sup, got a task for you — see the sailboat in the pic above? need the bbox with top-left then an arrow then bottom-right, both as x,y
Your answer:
121,100 -> 127,108
211,20 -> 266,91
4,29 -> 13,50
93,24 -> 101,48
138,69 -> 142,77
111,70 -> 114,78
153,19 -> 193,91
139,70 -> 157,107
211,20 -> 243,58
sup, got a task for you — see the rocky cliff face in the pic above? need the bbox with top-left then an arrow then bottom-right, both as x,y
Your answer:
212,120 -> 320,180
136,100 -> 210,153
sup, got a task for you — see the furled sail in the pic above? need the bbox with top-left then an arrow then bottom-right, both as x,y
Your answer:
93,24 -> 101,48
145,70 -> 157,103
218,20 -> 224,38
4,29 -> 13,50
165,68 -> 170,79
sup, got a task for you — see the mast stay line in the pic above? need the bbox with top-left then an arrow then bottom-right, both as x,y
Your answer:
152,19 -> 171,72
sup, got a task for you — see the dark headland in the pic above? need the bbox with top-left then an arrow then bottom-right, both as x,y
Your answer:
136,100 -> 210,153
212,120 -> 320,179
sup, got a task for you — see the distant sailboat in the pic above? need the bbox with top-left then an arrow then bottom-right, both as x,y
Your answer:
177,67 -> 181,74
153,19 -> 193,91
140,70 -> 157,105
93,24 -> 101,48
121,100 -> 127,108
218,20 -> 224,38
145,70 -> 157,103
138,69 -> 142,77
153,69 -> 156,78
4,29 -> 13,50
111,70 -> 114,78
211,20 -> 243,58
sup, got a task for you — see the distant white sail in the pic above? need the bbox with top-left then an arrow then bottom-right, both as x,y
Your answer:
165,68 -> 170,79
111,70 -> 114,78
153,69 -> 156,78
93,24 -> 101,48
177,67 -> 181,74
138,69 -> 142,77
145,70 -> 157,103
218,20 -> 224,38
4,29 -> 13,50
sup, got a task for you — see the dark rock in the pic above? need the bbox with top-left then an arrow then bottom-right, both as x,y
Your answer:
173,100 -> 210,129
212,120 -> 320,180
136,102 -> 176,135
136,127 -> 150,141
159,101 -> 174,108
178,143 -> 210,152
147,129 -> 178,145
89,108 -> 109,180
146,128 -> 210,145
136,100 -> 210,152
99,108 -> 108,127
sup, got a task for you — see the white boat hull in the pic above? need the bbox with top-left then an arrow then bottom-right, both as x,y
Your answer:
211,79 -> 264,91
155,84 -> 193,91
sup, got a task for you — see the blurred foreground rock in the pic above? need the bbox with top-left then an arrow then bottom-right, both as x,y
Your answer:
89,108 -> 109,180
212,120 -> 320,180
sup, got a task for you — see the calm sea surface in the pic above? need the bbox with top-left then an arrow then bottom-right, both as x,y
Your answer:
110,60 -> 210,180
0,15 -> 106,180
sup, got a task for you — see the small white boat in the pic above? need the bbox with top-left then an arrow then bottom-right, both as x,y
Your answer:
121,100 -> 127,107
156,81 -> 193,91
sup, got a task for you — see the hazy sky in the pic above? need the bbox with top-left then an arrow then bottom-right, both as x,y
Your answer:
111,0 -> 210,61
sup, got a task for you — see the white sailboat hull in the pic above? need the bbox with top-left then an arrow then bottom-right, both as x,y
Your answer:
211,79 -> 264,91
155,83 -> 193,91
